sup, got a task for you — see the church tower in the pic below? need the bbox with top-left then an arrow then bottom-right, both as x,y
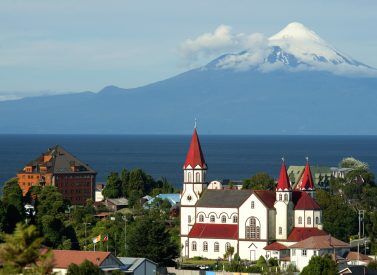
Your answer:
274,159 -> 294,240
296,158 -> 315,198
180,127 -> 207,256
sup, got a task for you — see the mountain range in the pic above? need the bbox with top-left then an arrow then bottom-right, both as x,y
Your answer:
1,22 -> 377,134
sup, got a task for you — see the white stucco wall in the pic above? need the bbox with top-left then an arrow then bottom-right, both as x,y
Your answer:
187,238 -> 238,259
195,207 -> 238,224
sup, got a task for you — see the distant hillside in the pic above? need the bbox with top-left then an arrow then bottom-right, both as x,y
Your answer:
1,22 -> 377,134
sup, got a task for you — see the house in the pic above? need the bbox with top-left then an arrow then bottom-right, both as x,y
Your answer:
288,165 -> 332,189
95,183 -> 105,202
180,128 -> 329,271
105,198 -> 129,211
118,257 -> 157,274
147,194 -> 180,207
346,251 -> 373,266
51,250 -> 123,274
289,235 -> 350,271
339,265 -> 377,275
17,145 -> 96,205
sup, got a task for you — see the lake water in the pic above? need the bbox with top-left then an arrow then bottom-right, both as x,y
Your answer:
1,135 -> 377,188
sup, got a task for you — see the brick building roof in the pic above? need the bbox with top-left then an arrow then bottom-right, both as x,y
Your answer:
21,145 -> 96,174
289,235 -> 350,249
51,250 -> 111,268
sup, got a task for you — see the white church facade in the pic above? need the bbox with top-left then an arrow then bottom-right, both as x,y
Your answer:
180,128 -> 349,270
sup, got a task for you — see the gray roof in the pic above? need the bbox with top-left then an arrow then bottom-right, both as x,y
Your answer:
196,189 -> 252,208
107,198 -> 129,206
117,257 -> 156,271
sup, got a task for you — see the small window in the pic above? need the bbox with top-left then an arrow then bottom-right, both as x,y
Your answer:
225,242 -> 231,251
279,194 -> 282,201
185,240 -> 188,247
188,215 -> 191,223
221,215 -> 226,223
214,242 -> 219,252
315,217 -> 319,224
284,194 -> 288,201
279,227 -> 282,235
192,241 -> 197,251
292,249 -> 296,256
203,241 -> 208,252
298,216 -> 302,225
233,215 -> 238,223
199,214 -> 204,222
195,172 -> 200,182
251,201 -> 255,209
187,172 -> 192,182
210,215 -> 215,223
313,250 -> 317,256
307,217 -> 311,225
302,250 -> 307,256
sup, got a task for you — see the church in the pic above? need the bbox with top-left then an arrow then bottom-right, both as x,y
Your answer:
180,128 -> 329,263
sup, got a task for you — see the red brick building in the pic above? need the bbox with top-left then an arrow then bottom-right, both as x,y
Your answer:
17,145 -> 97,205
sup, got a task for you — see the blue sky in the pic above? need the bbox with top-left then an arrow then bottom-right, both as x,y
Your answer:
0,0 -> 376,99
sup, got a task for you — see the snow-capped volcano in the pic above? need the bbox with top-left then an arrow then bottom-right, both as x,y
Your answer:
206,22 -> 376,76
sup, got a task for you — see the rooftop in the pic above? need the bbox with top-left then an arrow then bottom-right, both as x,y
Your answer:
196,189 -> 252,208
287,227 -> 328,242
188,223 -> 238,239
290,234 -> 350,249
51,250 -> 112,268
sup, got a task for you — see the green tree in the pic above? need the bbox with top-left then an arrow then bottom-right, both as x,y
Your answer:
316,189 -> 358,241
126,214 -> 179,265
243,172 -> 275,190
102,172 -> 122,198
0,223 -> 53,274
67,259 -> 103,275
2,179 -> 24,233
301,255 -> 337,275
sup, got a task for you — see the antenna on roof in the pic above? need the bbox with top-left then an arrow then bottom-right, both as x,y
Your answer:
194,118 -> 197,129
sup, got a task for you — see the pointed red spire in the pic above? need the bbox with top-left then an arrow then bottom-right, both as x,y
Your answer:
276,159 -> 291,191
297,159 -> 314,190
183,128 -> 207,169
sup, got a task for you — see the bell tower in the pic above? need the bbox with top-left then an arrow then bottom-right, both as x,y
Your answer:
180,127 -> 207,257
274,159 -> 294,240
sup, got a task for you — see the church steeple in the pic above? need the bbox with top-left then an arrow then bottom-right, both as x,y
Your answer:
183,128 -> 207,170
296,158 -> 315,197
276,159 -> 291,191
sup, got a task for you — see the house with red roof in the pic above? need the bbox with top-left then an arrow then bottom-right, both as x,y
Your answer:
180,127 -> 329,271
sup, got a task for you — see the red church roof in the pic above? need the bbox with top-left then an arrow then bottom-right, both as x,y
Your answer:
183,128 -> 207,169
254,190 -> 276,209
188,223 -> 238,239
287,227 -> 328,242
296,161 -> 315,190
276,161 -> 291,191
264,242 -> 288,251
293,191 -> 321,210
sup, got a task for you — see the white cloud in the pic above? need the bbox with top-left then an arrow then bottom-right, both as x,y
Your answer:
179,25 -> 269,65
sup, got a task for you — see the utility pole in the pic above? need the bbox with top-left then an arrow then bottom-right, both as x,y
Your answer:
122,216 -> 127,256
358,210 -> 365,263
83,222 -> 91,251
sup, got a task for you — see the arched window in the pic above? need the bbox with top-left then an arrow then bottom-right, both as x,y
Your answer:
245,217 -> 261,239
210,215 -> 215,223
214,242 -> 219,252
298,216 -> 302,225
188,215 -> 191,223
233,215 -> 238,223
187,172 -> 192,182
307,217 -> 312,225
284,194 -> 288,201
251,201 -> 255,209
279,194 -> 282,201
199,214 -> 204,222
279,227 -> 282,235
225,242 -> 231,252
203,241 -> 208,252
195,172 -> 200,182
192,241 -> 197,251
221,215 -> 227,223
315,217 -> 319,224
